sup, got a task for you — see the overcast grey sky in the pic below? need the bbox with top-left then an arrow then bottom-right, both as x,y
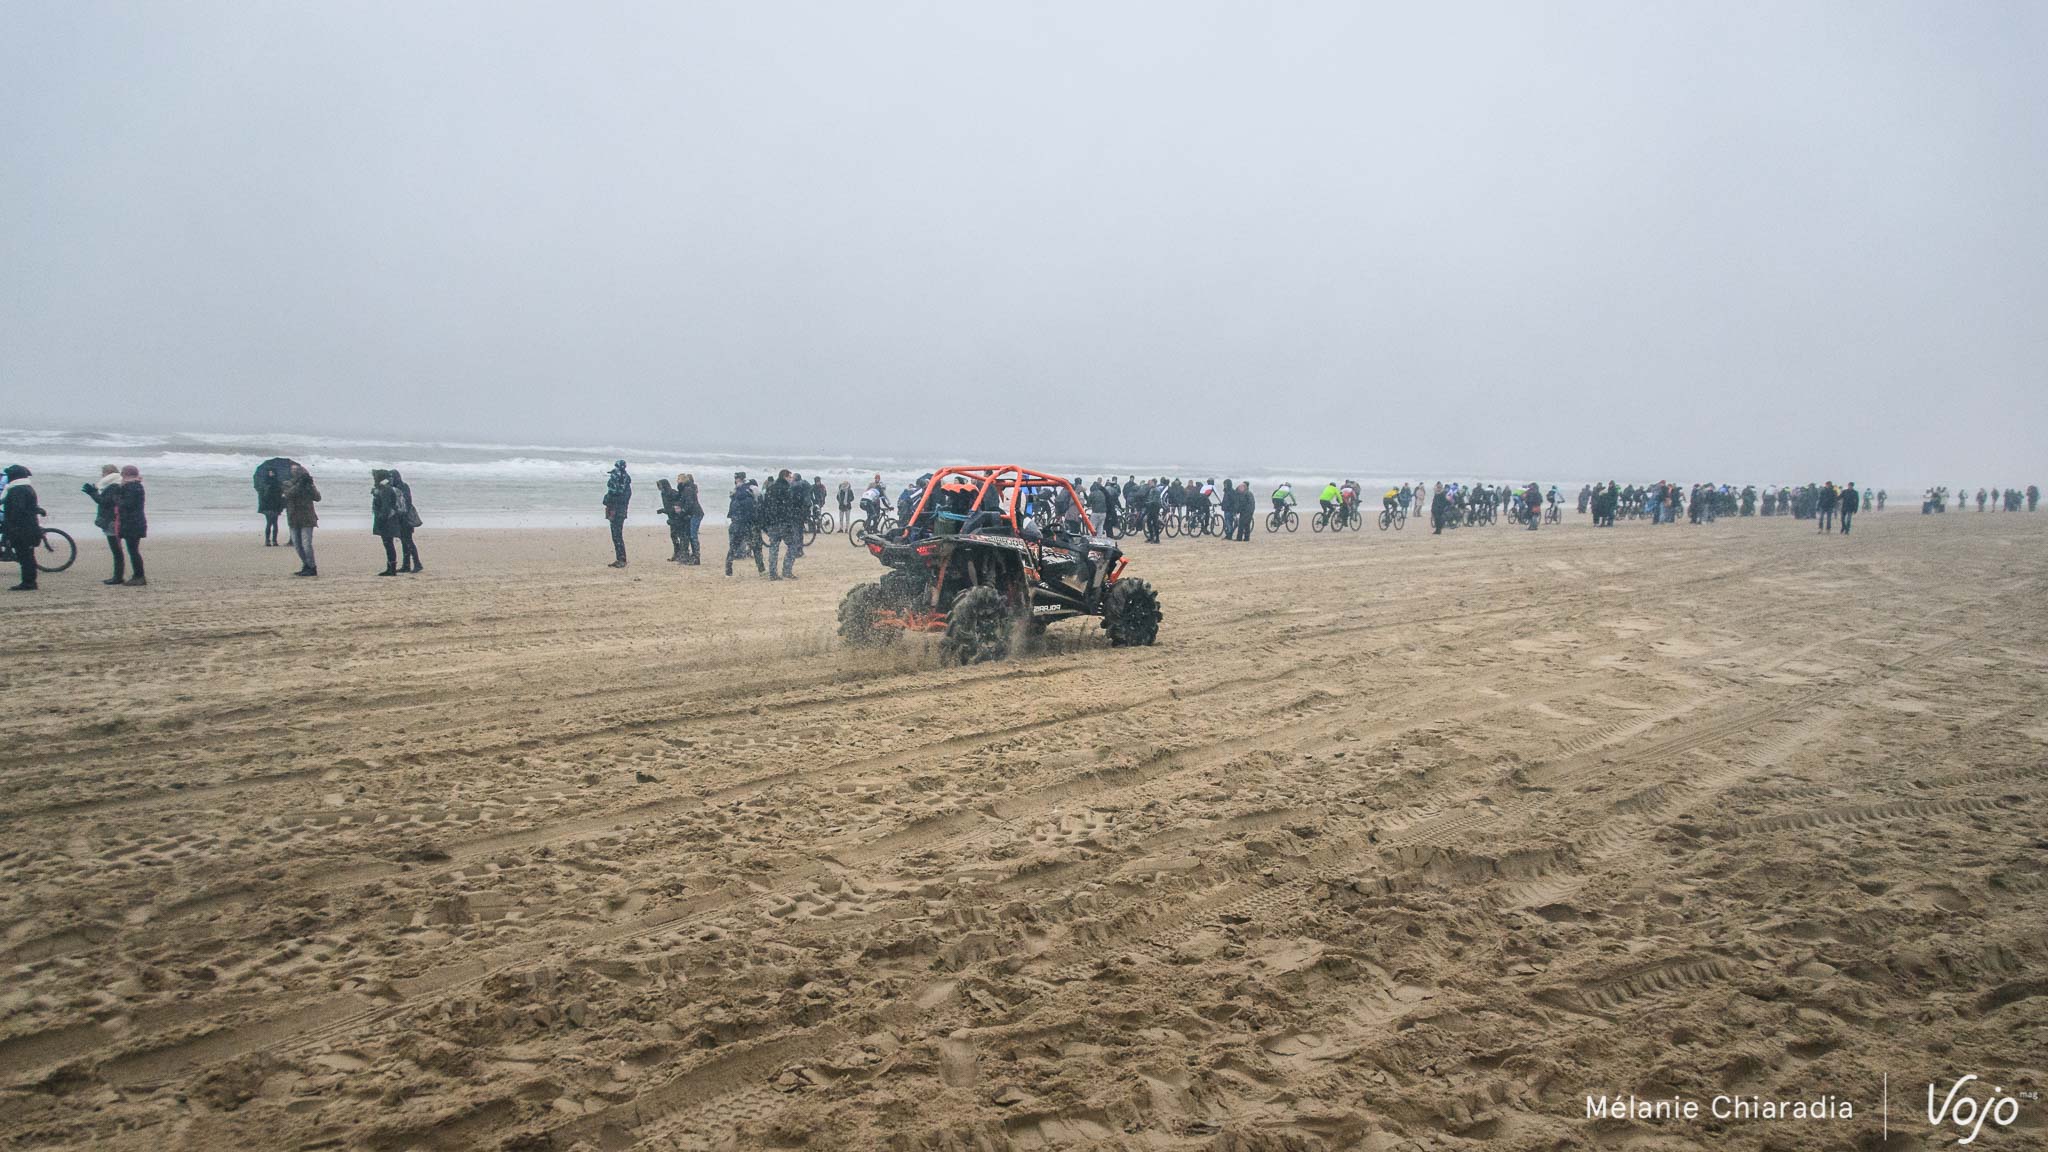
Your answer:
3,2 -> 2043,479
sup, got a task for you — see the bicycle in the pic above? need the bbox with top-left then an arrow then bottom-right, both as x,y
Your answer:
1313,504 -> 1355,533
0,526 -> 76,573
1377,505 -> 1405,531
1544,501 -> 1561,525
1265,504 -> 1299,533
849,510 -> 897,546
803,506 -> 836,546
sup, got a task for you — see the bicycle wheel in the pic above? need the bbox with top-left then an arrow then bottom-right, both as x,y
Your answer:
36,528 -> 77,573
1378,510 -> 1391,531
1284,509 -> 1298,532
1393,510 -> 1405,531
1265,511 -> 1280,533
1312,511 -> 1328,533
820,512 -> 836,534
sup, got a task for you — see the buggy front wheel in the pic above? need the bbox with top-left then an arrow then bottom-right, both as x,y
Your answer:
942,585 -> 1014,664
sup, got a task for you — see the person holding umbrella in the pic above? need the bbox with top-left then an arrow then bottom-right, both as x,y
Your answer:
254,459 -> 289,546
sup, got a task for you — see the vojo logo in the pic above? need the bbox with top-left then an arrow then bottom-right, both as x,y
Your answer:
1927,1076 -> 2029,1145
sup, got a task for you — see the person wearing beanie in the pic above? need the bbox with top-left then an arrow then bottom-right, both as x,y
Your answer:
84,465 -> 126,583
111,465 -> 147,585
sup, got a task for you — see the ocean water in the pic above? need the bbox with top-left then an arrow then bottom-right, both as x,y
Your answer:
0,427 -> 1536,535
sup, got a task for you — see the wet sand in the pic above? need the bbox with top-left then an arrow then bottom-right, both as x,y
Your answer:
1,512 -> 2043,1150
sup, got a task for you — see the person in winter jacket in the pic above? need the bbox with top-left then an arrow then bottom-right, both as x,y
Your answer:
85,465 -> 126,584
603,460 -> 632,567
1839,482 -> 1860,535
371,469 -> 405,575
389,469 -> 422,572
656,477 -> 687,562
284,464 -> 321,576
725,471 -> 764,577
3,464 -> 45,590
255,464 -> 285,546
763,470 -> 801,580
677,474 -> 703,564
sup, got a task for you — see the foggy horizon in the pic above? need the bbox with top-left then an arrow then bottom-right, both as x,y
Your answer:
4,2 -> 2044,483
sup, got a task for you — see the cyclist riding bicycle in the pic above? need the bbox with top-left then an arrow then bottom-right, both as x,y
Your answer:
1382,487 -> 1401,512
1271,482 -> 1295,517
1319,481 -> 1340,515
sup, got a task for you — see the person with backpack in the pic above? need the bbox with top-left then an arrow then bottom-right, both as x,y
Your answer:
389,469 -> 422,571
603,460 -> 632,567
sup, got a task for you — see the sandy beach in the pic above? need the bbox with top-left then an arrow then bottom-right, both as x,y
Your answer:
1,512 -> 2042,1151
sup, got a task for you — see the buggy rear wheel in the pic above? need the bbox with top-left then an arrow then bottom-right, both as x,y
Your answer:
942,585 -> 1013,664
1104,578 -> 1161,647
837,583 -> 898,648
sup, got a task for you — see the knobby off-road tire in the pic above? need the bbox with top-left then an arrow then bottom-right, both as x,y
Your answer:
837,583 -> 897,648
943,585 -> 1014,664
1103,578 -> 1162,647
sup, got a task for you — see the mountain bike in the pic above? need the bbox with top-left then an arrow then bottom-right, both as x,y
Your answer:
849,510 -> 897,546
1377,505 -> 1405,531
0,526 -> 76,573
803,506 -> 836,546
1544,501 -> 1561,525
1265,505 -> 1299,533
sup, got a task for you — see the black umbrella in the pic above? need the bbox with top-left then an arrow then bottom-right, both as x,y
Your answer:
254,457 -> 298,488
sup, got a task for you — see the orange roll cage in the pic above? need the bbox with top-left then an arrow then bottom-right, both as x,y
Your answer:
902,465 -> 1097,536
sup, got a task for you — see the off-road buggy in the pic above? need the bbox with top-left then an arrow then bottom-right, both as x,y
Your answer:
837,465 -> 1163,663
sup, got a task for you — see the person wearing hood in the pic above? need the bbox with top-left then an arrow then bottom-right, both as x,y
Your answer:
3,464 -> 45,590
603,460 -> 632,567
84,465 -> 126,584
255,464 -> 285,546
371,469 -> 405,575
725,470 -> 764,577
677,473 -> 704,565
655,476 -> 686,562
284,463 -> 322,576
390,469 -> 422,572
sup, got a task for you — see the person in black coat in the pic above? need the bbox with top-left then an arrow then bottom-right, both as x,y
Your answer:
111,465 -> 147,585
677,473 -> 704,565
3,464 -> 45,591
390,469 -> 423,572
370,469 -> 404,575
255,464 -> 286,545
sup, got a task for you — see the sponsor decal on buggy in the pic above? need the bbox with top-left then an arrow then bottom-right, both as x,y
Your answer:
957,533 -> 1032,552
